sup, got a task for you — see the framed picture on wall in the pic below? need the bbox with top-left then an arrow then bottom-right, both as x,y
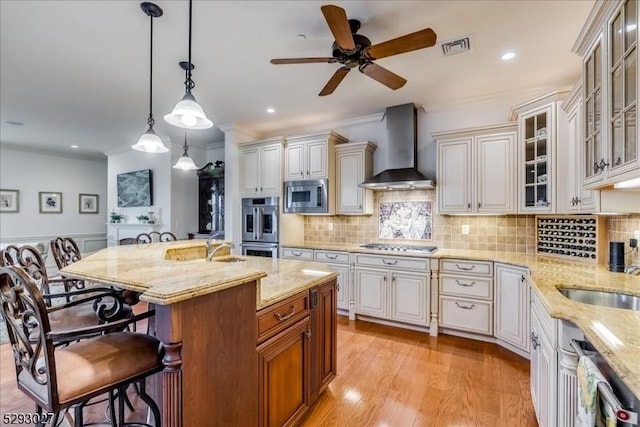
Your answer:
79,193 -> 99,214
0,189 -> 19,212
39,191 -> 62,213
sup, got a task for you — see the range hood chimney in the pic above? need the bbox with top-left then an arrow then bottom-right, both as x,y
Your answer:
360,103 -> 435,190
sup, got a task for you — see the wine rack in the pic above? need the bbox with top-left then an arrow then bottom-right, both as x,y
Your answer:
536,215 -> 605,263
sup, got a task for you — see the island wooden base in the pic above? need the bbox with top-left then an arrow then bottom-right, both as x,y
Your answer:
153,281 -> 258,427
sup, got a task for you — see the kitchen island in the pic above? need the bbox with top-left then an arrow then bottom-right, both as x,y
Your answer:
61,241 -> 339,427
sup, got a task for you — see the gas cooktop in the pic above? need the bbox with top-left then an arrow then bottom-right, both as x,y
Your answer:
360,243 -> 438,254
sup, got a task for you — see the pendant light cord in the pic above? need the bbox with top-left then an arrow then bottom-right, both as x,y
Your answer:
185,0 -> 195,94
147,12 -> 155,128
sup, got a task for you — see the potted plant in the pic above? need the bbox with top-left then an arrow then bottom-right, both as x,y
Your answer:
110,212 -> 124,223
136,214 -> 149,224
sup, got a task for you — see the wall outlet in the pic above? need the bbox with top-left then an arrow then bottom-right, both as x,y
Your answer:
461,224 -> 470,235
327,222 -> 333,231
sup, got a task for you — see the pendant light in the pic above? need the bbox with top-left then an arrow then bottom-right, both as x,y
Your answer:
164,0 -> 213,130
132,2 -> 169,153
173,131 -> 198,170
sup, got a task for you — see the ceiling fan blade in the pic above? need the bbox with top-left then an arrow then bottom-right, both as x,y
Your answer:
321,5 -> 356,51
319,67 -> 350,96
270,57 -> 337,65
359,62 -> 407,90
366,28 -> 437,60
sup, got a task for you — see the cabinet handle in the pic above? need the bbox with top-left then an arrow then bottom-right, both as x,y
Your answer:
455,263 -> 475,271
359,205 -> 362,209
383,275 -> 387,283
391,275 -> 396,284
300,171 -> 303,176
455,302 -> 475,310
520,275 -> 526,283
614,157 -> 621,166
531,331 -> 540,349
306,170 -> 309,176
274,305 -> 296,321
455,279 -> 475,287
255,187 -> 258,192
336,282 -> 340,292
467,203 -> 471,209
325,254 -> 338,260
595,158 -> 610,172
260,187 -> 263,192
304,328 -> 312,339
291,251 -> 302,257
478,202 -> 481,208
382,259 -> 398,266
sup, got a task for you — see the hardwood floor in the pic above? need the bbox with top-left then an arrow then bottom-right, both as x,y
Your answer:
300,317 -> 537,427
0,316 -> 536,426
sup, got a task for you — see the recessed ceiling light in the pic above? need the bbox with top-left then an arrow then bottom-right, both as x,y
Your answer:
266,107 -> 276,114
501,51 -> 516,61
5,120 -> 24,126
70,145 -> 78,149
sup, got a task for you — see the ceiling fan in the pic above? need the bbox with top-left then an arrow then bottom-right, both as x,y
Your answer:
270,4 -> 437,96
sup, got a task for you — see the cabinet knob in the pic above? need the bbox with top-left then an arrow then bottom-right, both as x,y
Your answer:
300,171 -> 303,176
255,187 -> 258,192
614,157 -> 622,166
531,332 -> 540,349
478,202 -> 481,208
260,187 -> 263,192
467,203 -> 471,209
306,170 -> 309,176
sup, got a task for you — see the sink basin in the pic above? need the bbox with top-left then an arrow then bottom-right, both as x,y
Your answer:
558,288 -> 640,311
212,256 -> 246,263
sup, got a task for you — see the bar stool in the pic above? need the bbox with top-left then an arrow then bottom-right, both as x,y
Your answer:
136,231 -> 177,243
49,237 -> 87,292
0,265 -> 163,426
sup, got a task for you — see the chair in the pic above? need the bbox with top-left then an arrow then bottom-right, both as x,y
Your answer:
119,238 -> 138,246
0,245 -> 132,340
0,265 -> 162,427
49,237 -> 86,291
136,231 -> 177,244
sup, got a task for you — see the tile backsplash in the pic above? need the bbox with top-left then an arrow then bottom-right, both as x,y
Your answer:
303,190 -> 640,261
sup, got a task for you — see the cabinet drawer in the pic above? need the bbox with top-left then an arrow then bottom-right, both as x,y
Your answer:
440,259 -> 493,276
355,254 -> 428,271
439,274 -> 493,300
439,296 -> 493,335
314,250 -> 350,264
257,291 -> 310,343
281,247 -> 314,260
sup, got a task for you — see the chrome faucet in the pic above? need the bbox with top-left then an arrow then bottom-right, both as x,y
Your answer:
206,241 -> 234,261
624,264 -> 640,275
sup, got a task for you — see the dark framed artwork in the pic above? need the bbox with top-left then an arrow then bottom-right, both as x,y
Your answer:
79,193 -> 99,214
0,189 -> 19,212
117,169 -> 153,207
39,192 -> 63,213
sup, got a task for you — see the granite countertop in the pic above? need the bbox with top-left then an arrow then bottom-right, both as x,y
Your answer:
292,241 -> 640,399
61,241 -> 337,309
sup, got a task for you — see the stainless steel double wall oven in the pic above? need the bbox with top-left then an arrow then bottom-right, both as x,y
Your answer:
241,196 -> 279,257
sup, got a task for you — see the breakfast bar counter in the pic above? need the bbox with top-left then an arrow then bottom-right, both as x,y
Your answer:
61,241 -> 338,427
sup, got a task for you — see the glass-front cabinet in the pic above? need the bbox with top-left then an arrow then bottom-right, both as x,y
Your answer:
608,0 -> 637,177
576,0 -> 639,188
523,110 -> 551,210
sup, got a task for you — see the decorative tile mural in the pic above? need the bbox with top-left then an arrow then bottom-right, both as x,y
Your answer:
379,201 -> 432,240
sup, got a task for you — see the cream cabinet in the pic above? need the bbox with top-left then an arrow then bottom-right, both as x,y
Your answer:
314,249 -> 351,313
509,91 -> 568,213
494,263 -> 530,355
574,0 -> 639,188
438,258 -> 494,335
335,141 -> 376,215
354,254 -> 429,328
284,131 -> 348,181
434,124 -> 517,215
240,138 -> 283,197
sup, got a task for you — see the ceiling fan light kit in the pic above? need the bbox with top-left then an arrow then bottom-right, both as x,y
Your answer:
270,4 -> 437,96
132,1 -> 169,153
164,0 -> 213,130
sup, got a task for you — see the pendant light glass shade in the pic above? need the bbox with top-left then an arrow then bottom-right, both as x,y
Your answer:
133,2 -> 168,153
164,93 -> 213,129
132,129 -> 169,153
173,132 -> 198,170
164,0 -> 213,130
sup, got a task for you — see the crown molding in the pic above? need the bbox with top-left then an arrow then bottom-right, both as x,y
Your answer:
1,142 -> 107,162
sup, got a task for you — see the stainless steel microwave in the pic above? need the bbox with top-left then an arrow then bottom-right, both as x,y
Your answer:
284,179 -> 328,214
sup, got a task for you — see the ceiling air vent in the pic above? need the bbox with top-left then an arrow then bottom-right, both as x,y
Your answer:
441,35 -> 472,56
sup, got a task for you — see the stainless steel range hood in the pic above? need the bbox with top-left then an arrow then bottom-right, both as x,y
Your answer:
360,103 -> 435,190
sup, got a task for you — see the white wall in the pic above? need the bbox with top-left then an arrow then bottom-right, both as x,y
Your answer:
0,145 -> 108,238
170,143 -> 206,239
107,148 -> 173,235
